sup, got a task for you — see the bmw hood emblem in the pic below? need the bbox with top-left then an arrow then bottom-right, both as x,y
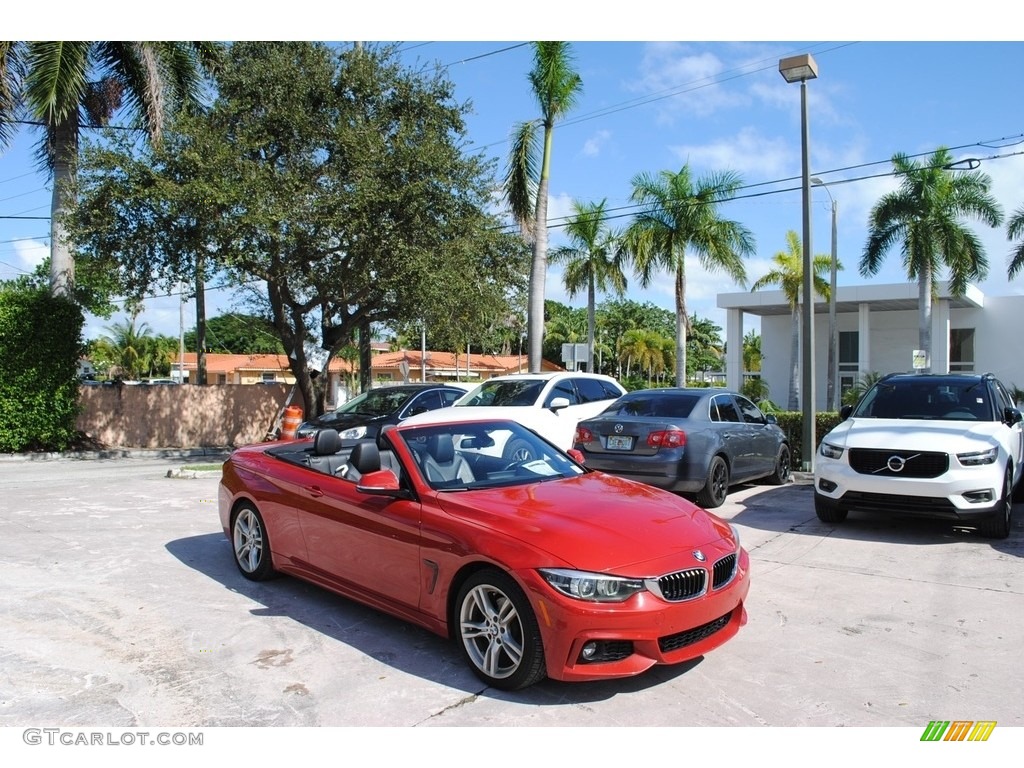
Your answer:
692,550 -> 706,562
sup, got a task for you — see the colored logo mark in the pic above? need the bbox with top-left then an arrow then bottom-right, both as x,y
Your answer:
920,720 -> 996,742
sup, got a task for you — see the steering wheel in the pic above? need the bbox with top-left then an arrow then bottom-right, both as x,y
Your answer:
502,458 -> 532,472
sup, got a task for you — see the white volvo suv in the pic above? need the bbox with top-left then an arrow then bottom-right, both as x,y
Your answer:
814,372 -> 1023,539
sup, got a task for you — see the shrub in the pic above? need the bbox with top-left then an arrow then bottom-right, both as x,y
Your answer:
0,286 -> 84,452
773,410 -> 843,469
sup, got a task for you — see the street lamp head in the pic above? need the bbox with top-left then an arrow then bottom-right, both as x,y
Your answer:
779,53 -> 818,83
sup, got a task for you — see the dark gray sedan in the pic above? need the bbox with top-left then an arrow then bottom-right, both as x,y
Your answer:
573,388 -> 790,508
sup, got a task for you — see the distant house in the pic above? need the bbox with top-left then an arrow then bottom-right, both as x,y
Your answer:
168,350 -> 563,407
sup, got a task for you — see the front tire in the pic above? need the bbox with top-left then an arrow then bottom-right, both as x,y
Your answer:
765,444 -> 791,485
978,467 -> 1012,539
231,503 -> 276,581
456,569 -> 546,691
502,438 -> 535,464
696,455 -> 729,508
814,493 -> 848,524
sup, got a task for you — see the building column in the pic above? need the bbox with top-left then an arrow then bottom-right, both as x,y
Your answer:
858,303 -> 871,380
726,308 -> 744,391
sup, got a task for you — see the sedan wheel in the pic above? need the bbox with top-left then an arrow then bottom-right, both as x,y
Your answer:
456,569 -> 546,691
765,444 -> 791,485
696,455 -> 729,508
232,504 -> 276,581
978,468 -> 1012,540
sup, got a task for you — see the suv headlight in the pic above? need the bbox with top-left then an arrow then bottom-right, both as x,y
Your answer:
819,442 -> 844,460
339,425 -> 368,440
956,447 -> 997,466
539,568 -> 646,602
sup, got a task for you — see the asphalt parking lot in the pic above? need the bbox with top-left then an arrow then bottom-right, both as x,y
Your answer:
1,455 -> 1021,729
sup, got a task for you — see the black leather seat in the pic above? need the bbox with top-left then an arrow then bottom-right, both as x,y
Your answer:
342,440 -> 381,482
422,434 -> 474,484
307,429 -> 345,474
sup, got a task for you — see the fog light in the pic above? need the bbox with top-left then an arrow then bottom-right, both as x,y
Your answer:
818,478 -> 837,493
963,489 -> 994,503
581,642 -> 598,660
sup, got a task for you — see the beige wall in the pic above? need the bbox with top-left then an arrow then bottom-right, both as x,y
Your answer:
77,384 -> 306,449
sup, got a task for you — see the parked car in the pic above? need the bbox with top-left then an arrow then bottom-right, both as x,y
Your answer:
402,371 -> 627,457
814,371 -> 1024,538
295,383 -> 469,440
219,417 -> 749,690
573,388 -> 791,508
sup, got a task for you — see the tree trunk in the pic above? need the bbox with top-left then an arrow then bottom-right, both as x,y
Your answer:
919,270 -> 932,373
586,271 -> 596,372
527,175 -> 550,373
789,305 -> 800,411
50,114 -> 79,298
674,264 -> 688,386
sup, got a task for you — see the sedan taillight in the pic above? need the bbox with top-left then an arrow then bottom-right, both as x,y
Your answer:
575,426 -> 594,444
647,429 -> 686,449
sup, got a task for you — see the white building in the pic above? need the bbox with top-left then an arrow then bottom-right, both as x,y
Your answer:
718,281 -> 1024,410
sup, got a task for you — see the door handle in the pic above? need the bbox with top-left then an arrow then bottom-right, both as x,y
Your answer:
307,485 -> 324,498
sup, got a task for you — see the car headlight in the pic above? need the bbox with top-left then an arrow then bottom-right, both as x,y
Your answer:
819,442 -> 844,459
339,425 -> 368,440
957,447 -> 997,466
539,568 -> 646,602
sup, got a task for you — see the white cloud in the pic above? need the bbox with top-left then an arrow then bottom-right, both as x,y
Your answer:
14,238 -> 48,270
581,129 -> 611,158
669,127 -> 791,178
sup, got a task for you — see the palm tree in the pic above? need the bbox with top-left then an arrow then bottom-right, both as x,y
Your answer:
751,230 -> 834,410
0,41 -> 221,297
1008,204 -> 1024,280
550,199 -> 627,372
505,42 -> 582,373
95,316 -> 155,381
861,147 -> 1003,372
624,165 -> 754,386
618,328 -> 671,386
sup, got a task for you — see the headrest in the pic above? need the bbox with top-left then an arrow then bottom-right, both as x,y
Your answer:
350,441 -> 381,474
427,433 -> 454,463
314,429 -> 342,455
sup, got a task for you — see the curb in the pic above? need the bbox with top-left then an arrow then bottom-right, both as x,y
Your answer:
0,447 -> 232,462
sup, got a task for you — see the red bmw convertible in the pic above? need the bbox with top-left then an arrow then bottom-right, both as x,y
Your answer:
219,417 -> 750,690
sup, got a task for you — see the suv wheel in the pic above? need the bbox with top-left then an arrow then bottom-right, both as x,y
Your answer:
814,493 -> 848,524
978,467 -> 1012,539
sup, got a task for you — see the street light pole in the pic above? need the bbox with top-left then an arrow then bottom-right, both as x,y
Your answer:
812,178 -> 838,412
780,53 -> 819,472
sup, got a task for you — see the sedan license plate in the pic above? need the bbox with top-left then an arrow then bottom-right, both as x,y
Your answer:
606,434 -> 634,451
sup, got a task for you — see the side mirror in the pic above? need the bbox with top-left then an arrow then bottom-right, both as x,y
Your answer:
1004,407 -> 1022,426
840,404 -> 853,421
356,469 -> 406,497
549,396 -> 571,412
567,448 -> 586,465
765,414 -> 778,424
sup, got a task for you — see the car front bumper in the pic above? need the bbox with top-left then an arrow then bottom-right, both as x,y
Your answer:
515,548 -> 750,683
814,455 -> 1006,521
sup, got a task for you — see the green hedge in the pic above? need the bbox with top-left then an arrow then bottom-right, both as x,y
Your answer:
0,286 -> 84,452
774,410 -> 843,469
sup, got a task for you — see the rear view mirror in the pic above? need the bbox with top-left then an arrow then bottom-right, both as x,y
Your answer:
567,448 -> 585,465
356,469 -> 406,498
1004,407 -> 1022,426
549,397 -> 571,412
840,404 -> 853,421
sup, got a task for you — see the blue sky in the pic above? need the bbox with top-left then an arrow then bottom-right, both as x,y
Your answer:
3,24 -> 1023,345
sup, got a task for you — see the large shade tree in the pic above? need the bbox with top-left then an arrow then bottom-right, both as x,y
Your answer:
861,147 -> 1003,372
625,165 -> 754,386
505,41 -> 582,373
0,41 -> 221,298
70,42 -> 526,416
549,198 -> 627,372
751,230 -> 834,410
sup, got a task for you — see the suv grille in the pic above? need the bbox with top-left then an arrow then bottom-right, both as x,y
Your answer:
848,448 -> 949,478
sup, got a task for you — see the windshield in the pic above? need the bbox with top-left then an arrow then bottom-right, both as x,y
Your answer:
601,392 -> 700,418
396,420 -> 584,491
852,379 -> 993,421
455,379 -> 546,407
333,389 -> 415,418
